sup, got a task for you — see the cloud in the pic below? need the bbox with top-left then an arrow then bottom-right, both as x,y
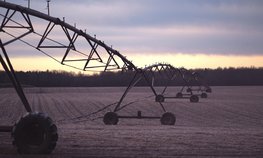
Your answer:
2,0 -> 263,57
52,0 -> 263,55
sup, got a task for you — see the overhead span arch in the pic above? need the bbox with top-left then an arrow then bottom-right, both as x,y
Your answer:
0,1 -> 136,72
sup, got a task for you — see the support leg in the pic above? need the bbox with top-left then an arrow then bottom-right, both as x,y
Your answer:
142,71 -> 167,112
0,39 -> 31,112
114,71 -> 142,112
161,74 -> 176,95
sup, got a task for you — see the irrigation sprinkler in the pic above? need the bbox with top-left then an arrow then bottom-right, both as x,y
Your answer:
126,63 -> 212,103
102,63 -> 212,125
103,64 -> 176,126
177,68 -> 212,99
0,1 -> 211,154
146,64 -> 202,103
0,1 -> 175,154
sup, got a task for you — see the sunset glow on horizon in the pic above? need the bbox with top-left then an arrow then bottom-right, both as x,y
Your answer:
1,0 -> 263,74
3,53 -> 262,75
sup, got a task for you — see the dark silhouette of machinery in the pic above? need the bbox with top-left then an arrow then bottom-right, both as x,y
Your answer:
175,68 -> 212,101
0,1 -> 211,154
0,1 -> 166,154
102,63 -> 212,125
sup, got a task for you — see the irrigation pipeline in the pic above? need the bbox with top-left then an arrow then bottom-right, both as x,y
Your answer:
0,1 -> 138,72
0,1 -> 211,125
2,30 -> 99,72
0,13 -> 104,72
0,1 -> 212,82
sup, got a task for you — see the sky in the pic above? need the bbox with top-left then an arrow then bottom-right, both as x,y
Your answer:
1,0 -> 263,73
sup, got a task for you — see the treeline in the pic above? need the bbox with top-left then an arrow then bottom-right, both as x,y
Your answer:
0,67 -> 263,87
195,67 -> 263,86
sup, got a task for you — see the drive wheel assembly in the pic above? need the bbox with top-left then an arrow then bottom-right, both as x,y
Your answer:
155,95 -> 165,102
190,95 -> 199,103
160,112 -> 176,125
12,112 -> 58,154
103,112 -> 119,125
201,93 -> 208,98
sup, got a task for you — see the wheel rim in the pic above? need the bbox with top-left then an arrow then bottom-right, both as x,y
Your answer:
155,95 -> 164,102
190,95 -> 199,102
104,112 -> 118,125
201,93 -> 207,98
23,122 -> 46,147
161,112 -> 175,125
12,112 -> 58,154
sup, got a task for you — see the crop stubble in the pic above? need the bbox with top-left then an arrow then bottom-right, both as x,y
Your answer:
0,86 -> 263,157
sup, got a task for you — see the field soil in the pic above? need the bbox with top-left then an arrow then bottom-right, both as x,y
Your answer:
0,86 -> 263,157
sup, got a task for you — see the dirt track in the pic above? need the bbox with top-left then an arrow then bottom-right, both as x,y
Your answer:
0,86 -> 263,157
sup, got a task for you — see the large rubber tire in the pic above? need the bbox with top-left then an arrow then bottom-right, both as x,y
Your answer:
201,93 -> 208,98
12,112 -> 58,154
176,92 -> 183,98
103,112 -> 119,125
160,112 -> 176,125
190,95 -> 199,103
155,95 -> 165,103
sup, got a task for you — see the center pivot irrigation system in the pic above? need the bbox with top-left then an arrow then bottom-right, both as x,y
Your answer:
0,1 -> 211,154
103,63 -> 211,125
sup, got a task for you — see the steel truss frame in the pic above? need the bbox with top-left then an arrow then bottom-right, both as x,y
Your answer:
178,68 -> 212,97
112,63 -> 211,112
0,1 -> 136,109
0,1 -> 136,72
0,1 -> 174,126
0,1 -> 211,127
113,63 -> 185,112
103,64 -> 179,124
